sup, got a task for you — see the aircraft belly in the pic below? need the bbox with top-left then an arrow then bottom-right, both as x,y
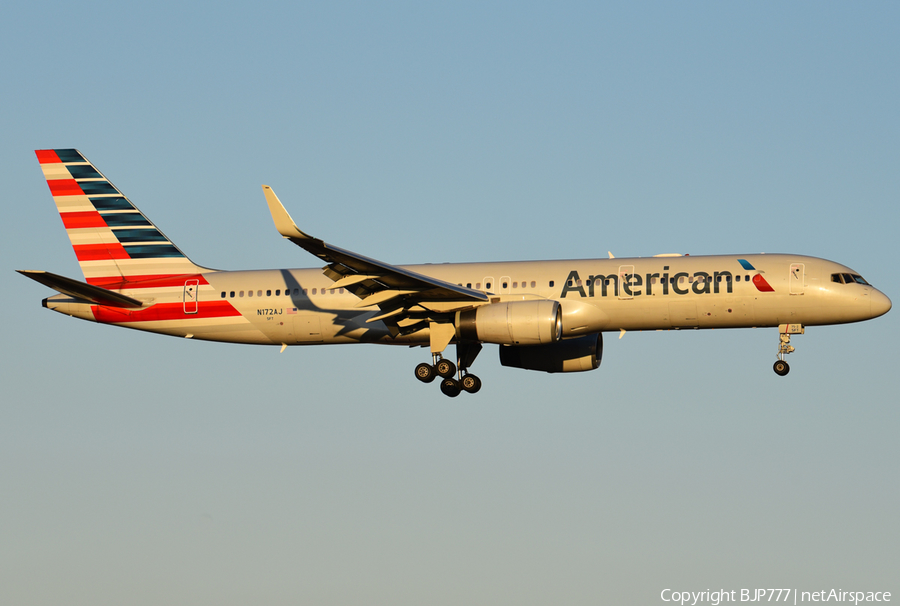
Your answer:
668,300 -> 699,328
595,295 -> 764,330
246,307 -> 393,345
696,296 -> 756,328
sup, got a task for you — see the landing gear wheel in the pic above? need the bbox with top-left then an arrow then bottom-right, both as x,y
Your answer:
461,374 -> 482,394
773,360 -> 790,376
440,378 -> 461,398
415,363 -> 436,383
435,359 -> 457,379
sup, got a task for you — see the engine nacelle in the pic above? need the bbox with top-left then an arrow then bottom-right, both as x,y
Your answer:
499,333 -> 603,373
456,300 -> 561,346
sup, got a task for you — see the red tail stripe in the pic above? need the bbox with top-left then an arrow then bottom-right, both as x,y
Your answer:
47,179 -> 83,196
61,210 -> 107,229
92,301 -> 242,323
73,243 -> 130,261
86,274 -> 210,289
35,150 -> 62,164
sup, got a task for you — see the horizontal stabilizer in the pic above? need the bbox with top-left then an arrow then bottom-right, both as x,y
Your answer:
17,270 -> 144,308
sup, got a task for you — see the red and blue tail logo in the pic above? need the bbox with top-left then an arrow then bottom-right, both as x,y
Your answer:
738,259 -> 774,292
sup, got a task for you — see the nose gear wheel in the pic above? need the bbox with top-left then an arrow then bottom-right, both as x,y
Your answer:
773,324 -> 803,376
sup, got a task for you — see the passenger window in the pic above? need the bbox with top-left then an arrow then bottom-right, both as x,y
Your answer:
735,276 -> 740,282
230,291 -> 235,298
549,281 -> 554,288
239,291 -> 244,297
466,283 -> 472,288
257,290 -> 262,297
486,282 -> 492,289
312,288 -> 317,295
294,288 -> 299,296
220,292 -> 225,298
276,289 -> 281,296
476,283 -> 481,289
502,282 -> 508,288
248,290 -> 253,297
266,290 -> 272,296
340,288 -> 345,294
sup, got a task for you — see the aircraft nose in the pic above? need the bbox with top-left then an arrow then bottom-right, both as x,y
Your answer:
870,289 -> 892,318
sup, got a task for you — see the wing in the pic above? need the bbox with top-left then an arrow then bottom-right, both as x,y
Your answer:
262,186 -> 489,335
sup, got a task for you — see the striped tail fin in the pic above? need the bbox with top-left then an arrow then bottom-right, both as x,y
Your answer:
35,149 -> 211,289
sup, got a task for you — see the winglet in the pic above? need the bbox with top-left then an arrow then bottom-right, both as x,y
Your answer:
262,185 -> 315,240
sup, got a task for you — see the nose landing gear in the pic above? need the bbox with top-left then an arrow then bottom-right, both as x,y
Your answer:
773,323 -> 804,376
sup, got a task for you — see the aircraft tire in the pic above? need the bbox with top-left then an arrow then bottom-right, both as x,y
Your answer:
440,378 -> 461,398
436,359 -> 456,378
415,363 -> 436,383
773,360 -> 790,376
461,374 -> 482,394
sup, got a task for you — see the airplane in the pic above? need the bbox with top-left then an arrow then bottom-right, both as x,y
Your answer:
18,149 -> 892,397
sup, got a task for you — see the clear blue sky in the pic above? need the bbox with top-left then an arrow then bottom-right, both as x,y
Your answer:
2,2 -> 898,604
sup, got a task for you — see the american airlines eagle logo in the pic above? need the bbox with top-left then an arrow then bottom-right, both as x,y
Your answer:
737,259 -> 775,292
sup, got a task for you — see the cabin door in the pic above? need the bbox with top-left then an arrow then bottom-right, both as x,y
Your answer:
618,265 -> 635,300
183,279 -> 199,314
790,263 -> 805,295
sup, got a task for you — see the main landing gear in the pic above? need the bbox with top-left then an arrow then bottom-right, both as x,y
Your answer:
414,343 -> 483,397
773,323 -> 804,377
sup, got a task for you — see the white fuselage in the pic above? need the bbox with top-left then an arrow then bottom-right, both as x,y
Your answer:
43,253 -> 892,346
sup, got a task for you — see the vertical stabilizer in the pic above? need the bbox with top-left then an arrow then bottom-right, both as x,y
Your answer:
35,149 -> 210,288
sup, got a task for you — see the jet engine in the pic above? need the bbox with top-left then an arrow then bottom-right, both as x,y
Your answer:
499,333 -> 602,373
455,300 -> 561,346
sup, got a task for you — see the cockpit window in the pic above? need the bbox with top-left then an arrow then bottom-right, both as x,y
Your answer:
831,273 -> 871,285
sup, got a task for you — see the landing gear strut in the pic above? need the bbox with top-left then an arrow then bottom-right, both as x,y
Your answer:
773,323 -> 803,377
415,343 -> 483,397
